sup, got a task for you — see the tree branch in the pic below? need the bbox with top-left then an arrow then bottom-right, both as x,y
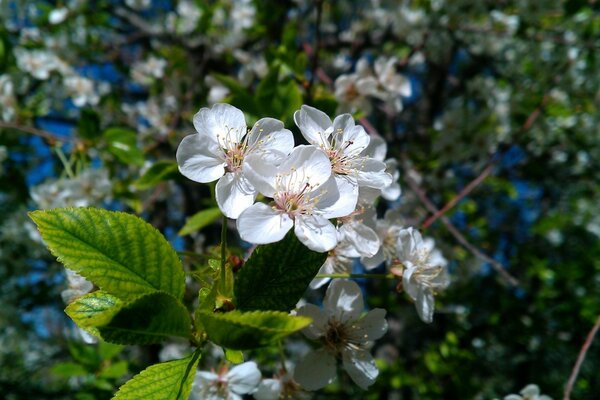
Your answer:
563,314 -> 600,400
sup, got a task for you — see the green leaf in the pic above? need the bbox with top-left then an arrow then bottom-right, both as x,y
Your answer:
29,207 -> 185,302
77,108 -> 102,140
98,292 -> 192,345
113,350 -> 201,400
103,127 -> 144,166
197,310 -> 311,350
235,233 -> 327,311
65,291 -> 123,330
134,160 -> 179,190
178,208 -> 222,236
52,362 -> 89,378
224,348 -> 244,364
99,361 -> 129,379
98,342 -> 124,360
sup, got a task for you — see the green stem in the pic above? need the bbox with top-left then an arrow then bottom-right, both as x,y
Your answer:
315,273 -> 396,280
277,340 -> 287,373
54,144 -> 75,178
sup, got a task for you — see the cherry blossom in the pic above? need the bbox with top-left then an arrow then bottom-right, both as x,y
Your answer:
177,103 -> 294,218
294,280 -> 388,390
396,227 -> 449,323
238,145 -> 354,252
294,105 -> 392,207
191,361 -> 262,400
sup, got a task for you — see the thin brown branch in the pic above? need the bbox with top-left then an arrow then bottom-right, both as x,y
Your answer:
0,122 -> 80,144
564,314 -> 600,400
403,162 -> 519,287
422,162 -> 495,228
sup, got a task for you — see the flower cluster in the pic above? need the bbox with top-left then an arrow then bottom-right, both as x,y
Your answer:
178,103 -> 449,323
177,103 -> 393,252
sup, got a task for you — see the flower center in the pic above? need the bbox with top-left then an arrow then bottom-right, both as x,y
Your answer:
224,143 -> 246,173
323,319 -> 350,354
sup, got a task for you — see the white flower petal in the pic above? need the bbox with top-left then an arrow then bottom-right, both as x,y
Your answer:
415,287 -> 435,323
324,279 -> 363,323
248,118 -> 294,155
342,349 -> 379,390
237,203 -> 293,245
296,303 -> 328,340
279,145 -> 332,192
243,153 -> 278,198
253,379 -> 281,400
340,124 -> 370,156
176,134 -> 225,183
318,175 -> 358,219
382,181 -> 401,201
355,308 -> 388,341
354,158 -> 392,189
215,172 -> 256,219
228,361 -> 262,395
294,105 -> 333,146
294,215 -> 338,252
294,349 -> 337,391
341,222 -> 380,258
193,103 -> 247,148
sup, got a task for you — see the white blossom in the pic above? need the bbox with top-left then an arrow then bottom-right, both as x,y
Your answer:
125,0 -> 151,10
294,105 -> 392,207
334,58 -> 378,114
191,361 -> 262,400
362,209 -> 405,269
373,56 -> 412,112
14,48 -> 70,80
253,367 -> 308,400
360,135 -> 401,203
64,75 -> 99,107
30,168 -> 112,209
0,74 -> 16,121
396,227 -> 449,323
294,280 -> 388,390
177,103 -> 294,219
131,56 -> 168,85
61,269 -> 94,304
503,384 -> 552,400
238,145 -> 354,252
48,7 -> 69,25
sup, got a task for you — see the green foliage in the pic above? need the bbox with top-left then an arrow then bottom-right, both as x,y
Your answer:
235,233 -> 327,311
29,207 -> 185,302
134,160 -> 179,190
113,350 -> 201,400
65,291 -> 123,335
77,108 -> 102,140
197,309 -> 311,350
178,207 -> 222,236
98,292 -> 191,345
103,127 -> 145,166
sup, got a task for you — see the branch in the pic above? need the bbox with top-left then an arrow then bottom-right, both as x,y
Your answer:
564,314 -> 600,400
0,122 -> 80,144
422,162 -> 495,228
403,161 -> 519,287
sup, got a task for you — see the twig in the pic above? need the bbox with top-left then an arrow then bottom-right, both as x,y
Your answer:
563,314 -> 600,400
0,122 -> 79,143
403,163 -> 519,286
422,162 -> 495,228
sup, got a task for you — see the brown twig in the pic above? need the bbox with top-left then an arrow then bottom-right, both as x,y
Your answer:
422,162 -> 495,228
0,122 -> 80,144
403,162 -> 519,286
563,314 -> 600,400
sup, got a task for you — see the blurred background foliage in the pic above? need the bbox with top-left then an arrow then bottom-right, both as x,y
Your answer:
0,0 -> 598,399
